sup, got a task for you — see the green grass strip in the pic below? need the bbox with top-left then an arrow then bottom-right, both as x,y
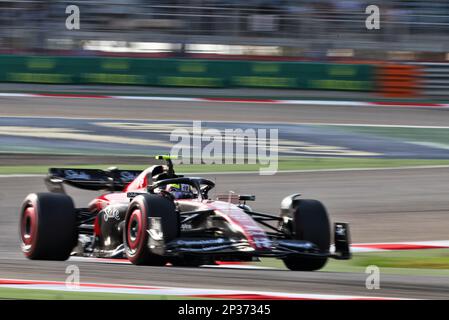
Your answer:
0,287 -> 209,300
255,249 -> 449,276
2,157 -> 449,175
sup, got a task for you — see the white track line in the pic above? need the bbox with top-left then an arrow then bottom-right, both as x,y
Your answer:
0,174 -> 44,178
1,92 -> 448,110
3,115 -> 449,129
3,165 -> 449,179
0,278 -> 406,300
185,165 -> 449,175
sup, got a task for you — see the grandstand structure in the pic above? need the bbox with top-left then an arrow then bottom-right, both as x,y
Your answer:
1,0 -> 449,58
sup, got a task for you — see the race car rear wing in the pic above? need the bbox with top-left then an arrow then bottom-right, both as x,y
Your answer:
45,167 -> 142,193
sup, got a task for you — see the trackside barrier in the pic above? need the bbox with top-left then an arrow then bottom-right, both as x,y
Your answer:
376,64 -> 422,98
411,62 -> 449,98
0,55 -> 375,91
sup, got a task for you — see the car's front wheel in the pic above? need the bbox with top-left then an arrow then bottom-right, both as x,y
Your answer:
124,194 -> 179,266
19,193 -> 78,260
282,199 -> 330,271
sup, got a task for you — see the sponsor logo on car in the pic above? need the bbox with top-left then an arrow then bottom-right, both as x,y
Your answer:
148,217 -> 164,241
103,206 -> 120,222
64,170 -> 90,180
120,171 -> 137,182
176,238 -> 226,246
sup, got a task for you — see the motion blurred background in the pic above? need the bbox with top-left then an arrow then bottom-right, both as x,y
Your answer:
0,0 -> 449,98
2,0 -> 449,56
1,2 -> 449,299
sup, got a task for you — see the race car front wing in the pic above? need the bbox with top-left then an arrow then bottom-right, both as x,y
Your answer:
162,222 -> 351,260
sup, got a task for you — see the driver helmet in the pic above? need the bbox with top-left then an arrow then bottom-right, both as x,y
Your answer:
165,183 -> 194,199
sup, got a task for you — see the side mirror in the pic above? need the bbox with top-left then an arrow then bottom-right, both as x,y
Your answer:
239,195 -> 256,202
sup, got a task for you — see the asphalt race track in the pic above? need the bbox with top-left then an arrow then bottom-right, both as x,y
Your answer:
1,96 -> 449,299
3,117 -> 449,158
2,95 -> 449,126
1,169 -> 449,299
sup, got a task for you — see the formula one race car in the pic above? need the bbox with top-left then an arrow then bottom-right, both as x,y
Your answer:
19,156 -> 351,271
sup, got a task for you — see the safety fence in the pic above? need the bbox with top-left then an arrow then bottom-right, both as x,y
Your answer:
1,55 -> 449,99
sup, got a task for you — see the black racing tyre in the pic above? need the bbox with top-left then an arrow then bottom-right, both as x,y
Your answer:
124,194 -> 179,266
19,193 -> 77,261
283,199 -> 331,271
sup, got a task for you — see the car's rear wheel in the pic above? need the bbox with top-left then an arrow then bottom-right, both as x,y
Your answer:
124,194 -> 179,266
282,199 -> 330,271
19,193 -> 78,260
